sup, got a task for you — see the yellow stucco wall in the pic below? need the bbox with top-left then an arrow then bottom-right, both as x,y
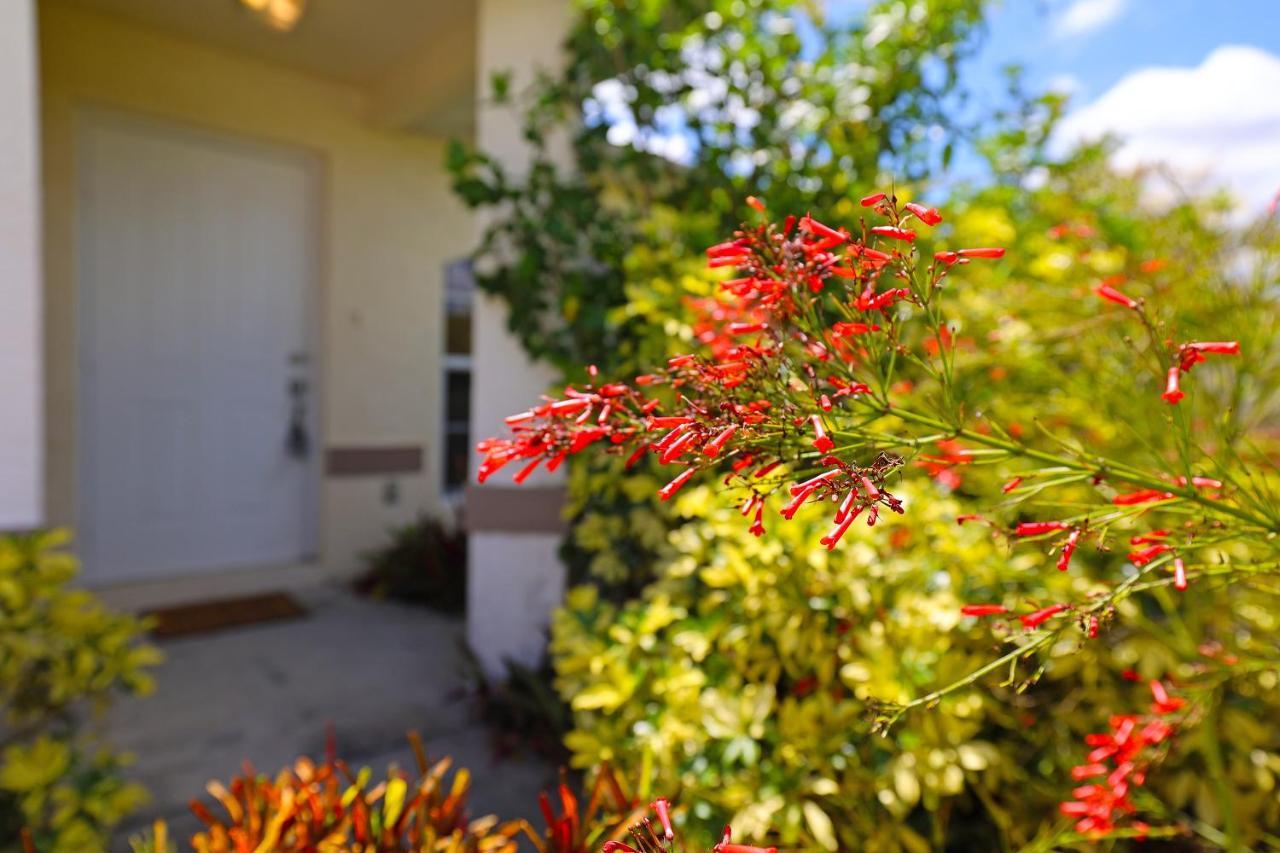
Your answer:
38,0 -> 472,586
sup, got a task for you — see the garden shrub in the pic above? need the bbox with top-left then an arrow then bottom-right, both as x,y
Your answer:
0,530 -> 160,851
477,167 -> 1280,848
356,515 -> 468,613
134,735 -> 677,853
457,0 -> 1280,846
553,481 -> 1280,849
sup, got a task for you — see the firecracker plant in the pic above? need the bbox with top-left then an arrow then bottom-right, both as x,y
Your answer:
477,192 -> 1280,843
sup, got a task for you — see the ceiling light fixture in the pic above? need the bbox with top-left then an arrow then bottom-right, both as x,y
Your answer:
239,0 -> 308,33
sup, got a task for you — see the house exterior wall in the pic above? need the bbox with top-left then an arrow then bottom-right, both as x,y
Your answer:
466,0 -> 571,675
0,0 -> 43,531
38,0 -> 474,596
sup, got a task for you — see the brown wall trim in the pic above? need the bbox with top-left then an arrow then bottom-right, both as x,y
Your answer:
465,486 -> 568,534
325,446 -> 423,477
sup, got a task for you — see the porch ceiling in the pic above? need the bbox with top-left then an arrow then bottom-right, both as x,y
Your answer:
50,0 -> 477,134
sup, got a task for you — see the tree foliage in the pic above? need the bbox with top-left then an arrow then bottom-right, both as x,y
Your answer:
448,0 -> 990,373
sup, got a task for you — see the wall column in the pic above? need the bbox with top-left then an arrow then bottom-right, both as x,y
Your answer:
0,0 -> 43,531
466,0 -> 572,676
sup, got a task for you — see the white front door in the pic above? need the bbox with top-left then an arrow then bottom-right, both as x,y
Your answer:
77,112 -> 319,584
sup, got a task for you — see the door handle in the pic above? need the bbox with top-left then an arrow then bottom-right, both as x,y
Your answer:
286,377 -> 310,459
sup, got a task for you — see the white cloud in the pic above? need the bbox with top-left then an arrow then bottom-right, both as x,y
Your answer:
1055,45 -> 1280,215
1053,0 -> 1128,38
1045,73 -> 1082,97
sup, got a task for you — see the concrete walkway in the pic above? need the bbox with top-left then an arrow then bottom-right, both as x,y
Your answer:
104,586 -> 557,849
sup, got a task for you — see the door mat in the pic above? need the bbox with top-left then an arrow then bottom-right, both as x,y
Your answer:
144,591 -> 307,639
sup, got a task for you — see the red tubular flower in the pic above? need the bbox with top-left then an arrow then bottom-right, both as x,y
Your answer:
1095,283 -> 1138,309
957,247 -> 1005,259
658,429 -> 698,463
1002,476 -> 1023,493
512,458 -> 542,484
934,250 -> 959,265
779,489 -> 811,520
703,425 -> 738,458
746,195 -> 766,212
859,475 -> 880,501
802,215 -> 847,244
1015,521 -> 1071,537
1185,341 -> 1240,355
547,398 -> 592,416
652,798 -> 674,840
727,322 -> 766,335
789,469 -> 841,496
1112,488 -> 1174,506
1162,366 -> 1184,404
1057,528 -> 1082,572
1172,557 -> 1188,591
658,467 -> 697,502
834,488 -> 859,523
1020,603 -> 1069,629
1149,680 -> 1185,714
621,443 -> 648,470
1129,529 -> 1168,545
831,321 -> 880,337
961,604 -> 1008,617
904,202 -> 943,225
1128,543 -> 1172,566
1071,763 -> 1109,781
1175,475 -> 1222,489
753,460 -> 783,479
706,240 -> 748,257
870,225 -> 916,242
602,843 -> 639,853
820,508 -> 860,550
859,191 -> 887,207
810,415 -> 834,453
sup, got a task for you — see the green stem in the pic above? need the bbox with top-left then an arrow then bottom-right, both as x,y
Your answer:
1201,688 -> 1243,850
882,405 -> 1279,532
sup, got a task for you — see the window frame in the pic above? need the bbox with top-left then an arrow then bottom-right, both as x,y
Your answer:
441,260 -> 474,500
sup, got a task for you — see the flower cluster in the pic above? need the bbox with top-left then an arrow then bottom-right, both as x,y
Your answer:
1162,341 -> 1240,405
1059,681 -> 1185,836
478,194 -> 1008,550
1092,279 -> 1240,406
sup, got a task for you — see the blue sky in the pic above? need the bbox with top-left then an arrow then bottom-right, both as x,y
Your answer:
828,0 -> 1280,211
829,0 -> 1280,100
965,0 -> 1279,103
591,1 -> 1280,212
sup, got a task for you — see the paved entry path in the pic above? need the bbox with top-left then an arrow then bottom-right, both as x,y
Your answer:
105,586 -> 556,849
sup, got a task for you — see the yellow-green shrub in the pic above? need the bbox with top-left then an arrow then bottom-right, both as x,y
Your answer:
543,140 -> 1280,848
0,531 -> 160,851
552,481 -> 1280,848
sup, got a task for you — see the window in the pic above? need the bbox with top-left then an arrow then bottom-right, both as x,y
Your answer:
442,260 -> 473,495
